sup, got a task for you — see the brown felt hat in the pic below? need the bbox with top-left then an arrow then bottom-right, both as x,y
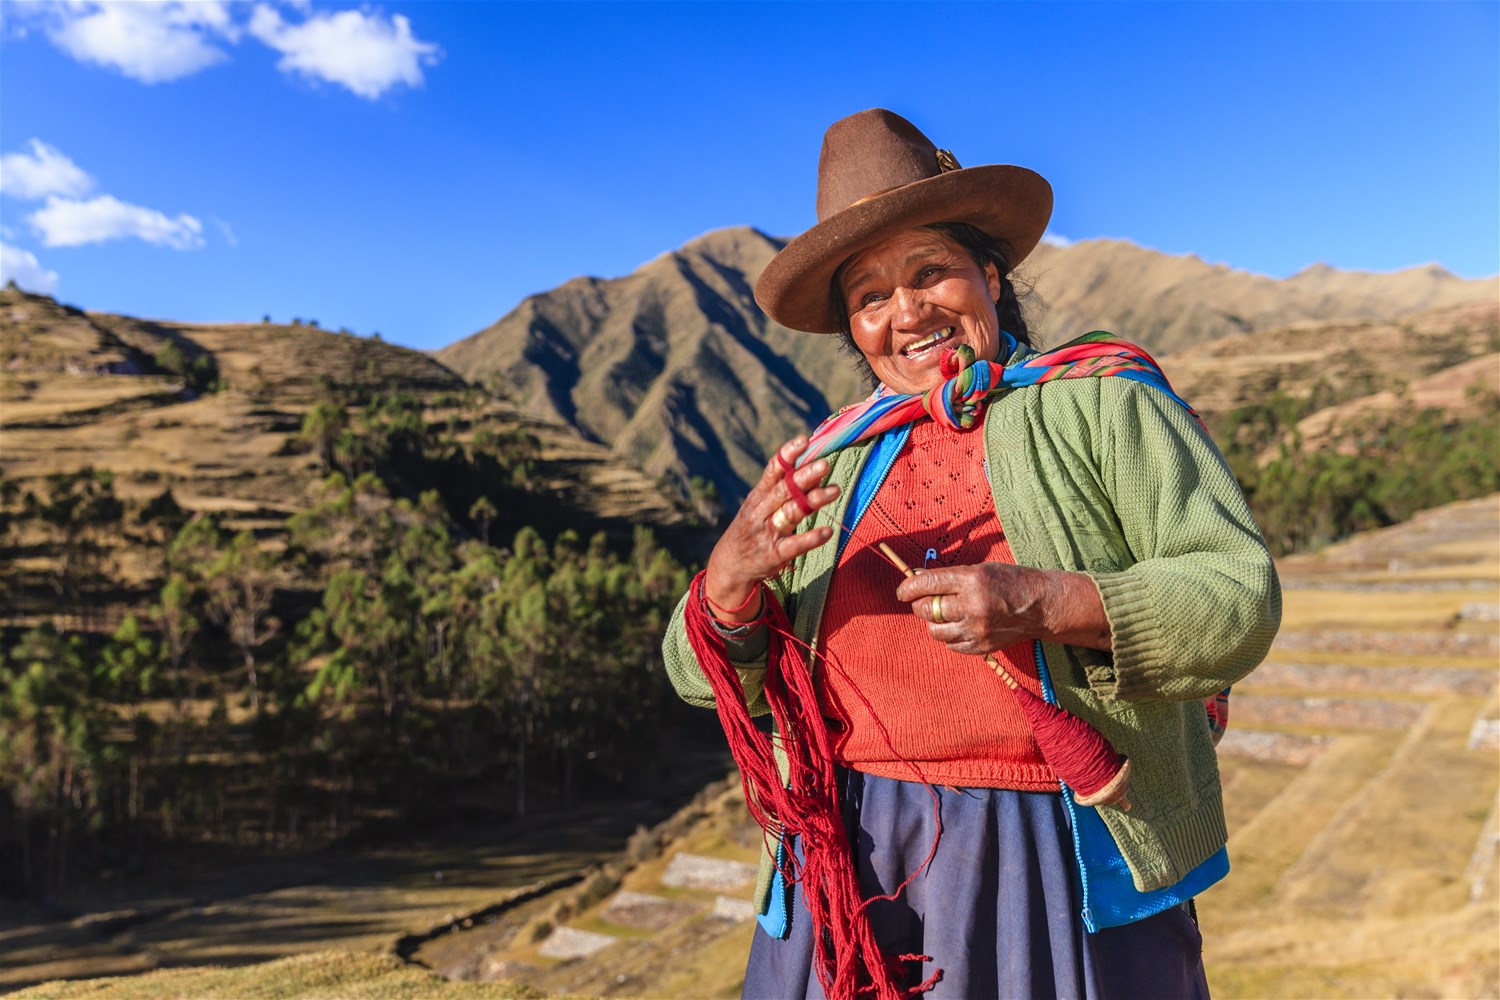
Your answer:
754,109 -> 1053,334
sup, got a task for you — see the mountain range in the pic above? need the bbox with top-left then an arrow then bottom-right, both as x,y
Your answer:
438,228 -> 1497,505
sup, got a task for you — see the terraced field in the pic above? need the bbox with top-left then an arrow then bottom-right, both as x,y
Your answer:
1,289 -> 687,601
1201,494 -> 1499,998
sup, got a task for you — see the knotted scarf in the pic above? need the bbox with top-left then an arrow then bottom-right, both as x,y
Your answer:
798,330 -> 1198,467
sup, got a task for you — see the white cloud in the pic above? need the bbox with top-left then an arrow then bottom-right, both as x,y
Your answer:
0,138 -> 215,252
11,2 -> 444,98
1041,232 -> 1072,248
209,215 -> 238,247
41,1 -> 238,84
248,4 -> 441,100
28,194 -> 204,249
0,139 -> 95,200
1,242 -> 61,293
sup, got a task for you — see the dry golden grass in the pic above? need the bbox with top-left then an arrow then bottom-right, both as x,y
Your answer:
1207,903 -> 1500,1000
1212,733 -> 1405,904
0,805 -> 641,995
1164,300 -> 1499,417
1194,495 -> 1500,998
472,785 -> 759,1000
1253,648 -> 1500,672
1,376 -> 181,424
1277,587 -> 1500,632
6,951 -> 548,999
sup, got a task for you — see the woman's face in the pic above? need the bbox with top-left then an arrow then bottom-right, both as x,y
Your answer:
838,229 -> 1002,395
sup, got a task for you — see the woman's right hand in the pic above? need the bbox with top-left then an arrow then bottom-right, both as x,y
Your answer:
703,435 -> 840,622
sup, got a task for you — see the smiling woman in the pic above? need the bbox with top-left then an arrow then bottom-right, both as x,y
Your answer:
662,109 -> 1280,1000
835,226 -> 1007,394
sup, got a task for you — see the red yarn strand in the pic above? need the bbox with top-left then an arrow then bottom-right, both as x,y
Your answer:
776,450 -> 817,517
684,571 -> 941,999
704,582 -> 765,619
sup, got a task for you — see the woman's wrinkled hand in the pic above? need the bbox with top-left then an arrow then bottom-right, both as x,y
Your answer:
703,435 -> 840,621
895,562 -> 1113,654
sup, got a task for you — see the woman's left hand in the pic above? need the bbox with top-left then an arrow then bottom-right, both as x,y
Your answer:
895,563 -> 1113,654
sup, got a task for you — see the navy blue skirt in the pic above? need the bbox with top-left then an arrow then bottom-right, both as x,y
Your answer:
743,771 -> 1210,1000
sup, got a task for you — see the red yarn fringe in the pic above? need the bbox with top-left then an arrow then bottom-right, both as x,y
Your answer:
685,571 -> 940,999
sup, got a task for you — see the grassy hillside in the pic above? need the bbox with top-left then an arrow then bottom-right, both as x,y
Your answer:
1202,495 -> 1500,999
1164,299 -> 1499,421
0,288 -> 706,911
1023,239 -> 1496,353
1170,300 -> 1500,555
2,288 -> 686,555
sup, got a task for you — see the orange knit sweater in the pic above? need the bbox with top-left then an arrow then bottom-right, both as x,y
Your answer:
816,419 -> 1057,790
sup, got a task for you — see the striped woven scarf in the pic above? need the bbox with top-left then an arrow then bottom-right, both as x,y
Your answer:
798,330 -> 1198,466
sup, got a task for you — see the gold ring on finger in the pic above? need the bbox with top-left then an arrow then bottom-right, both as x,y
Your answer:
770,508 -> 792,535
932,593 -> 945,624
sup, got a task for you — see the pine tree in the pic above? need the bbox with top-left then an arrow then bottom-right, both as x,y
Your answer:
205,532 -> 281,713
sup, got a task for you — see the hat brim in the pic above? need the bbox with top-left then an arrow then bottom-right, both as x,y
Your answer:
754,164 -> 1053,334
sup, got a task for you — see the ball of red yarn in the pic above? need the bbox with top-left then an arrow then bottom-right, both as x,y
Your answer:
1006,681 -> 1127,803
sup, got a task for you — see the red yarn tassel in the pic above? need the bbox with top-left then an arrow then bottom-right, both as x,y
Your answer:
684,571 -> 939,1000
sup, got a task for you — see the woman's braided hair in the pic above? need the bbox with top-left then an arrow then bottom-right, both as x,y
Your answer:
829,221 -> 1033,389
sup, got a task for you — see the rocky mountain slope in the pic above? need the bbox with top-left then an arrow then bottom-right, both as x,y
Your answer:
1023,238 -> 1495,353
438,227 -> 1497,505
438,228 -> 856,516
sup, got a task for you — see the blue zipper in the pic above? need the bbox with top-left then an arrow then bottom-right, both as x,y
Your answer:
1033,639 -> 1096,933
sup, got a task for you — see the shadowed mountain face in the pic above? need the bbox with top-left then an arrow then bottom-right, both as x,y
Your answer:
439,228 -> 1497,506
439,228 -> 868,509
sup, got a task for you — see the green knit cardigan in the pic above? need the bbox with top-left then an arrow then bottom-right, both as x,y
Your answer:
662,356 -> 1282,913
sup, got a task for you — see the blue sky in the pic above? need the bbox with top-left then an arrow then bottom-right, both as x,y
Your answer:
2,1 -> 1496,351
